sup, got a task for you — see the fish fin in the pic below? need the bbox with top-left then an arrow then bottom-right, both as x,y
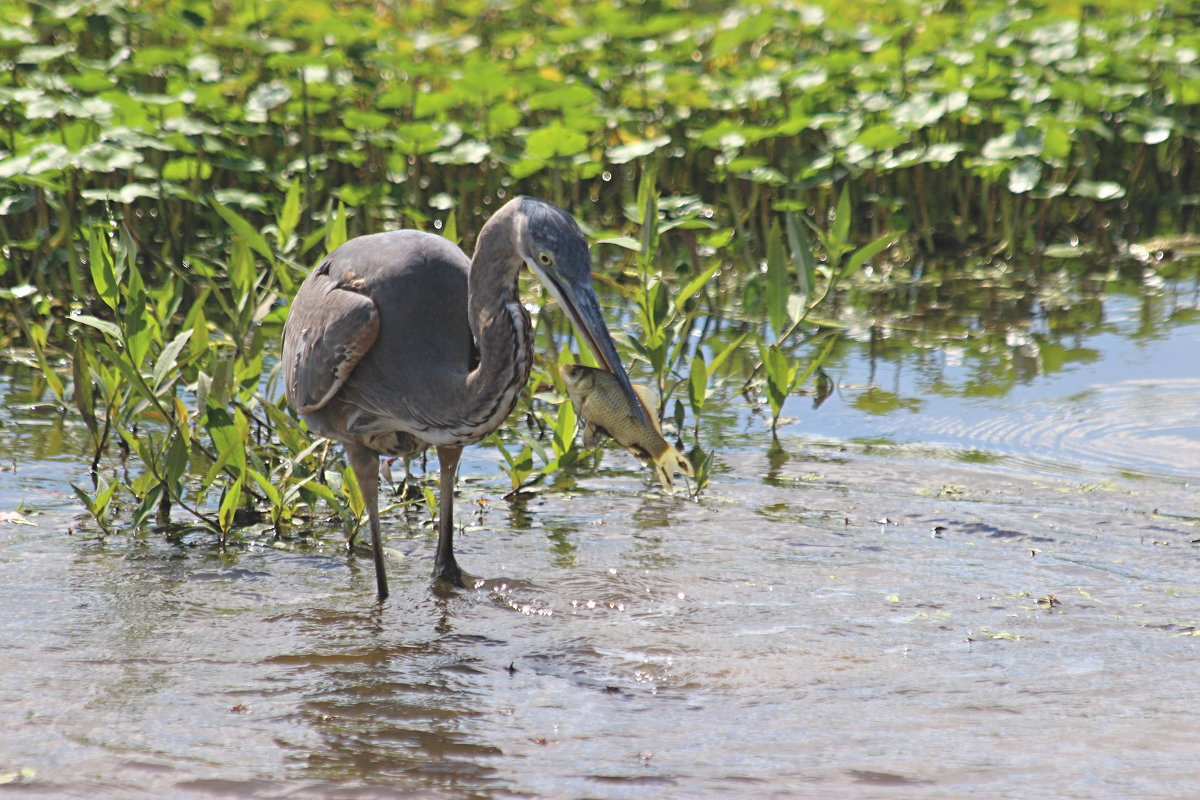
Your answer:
651,443 -> 694,493
582,422 -> 609,449
630,383 -> 663,432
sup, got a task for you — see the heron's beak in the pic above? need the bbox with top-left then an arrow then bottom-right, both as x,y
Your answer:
532,267 -> 650,427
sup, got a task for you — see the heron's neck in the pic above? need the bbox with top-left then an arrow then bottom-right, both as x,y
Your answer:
458,213 -> 533,438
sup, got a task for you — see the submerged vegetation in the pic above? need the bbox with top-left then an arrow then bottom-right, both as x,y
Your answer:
1,0 -> 1197,539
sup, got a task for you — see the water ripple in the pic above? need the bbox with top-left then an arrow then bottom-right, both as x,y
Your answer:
925,378 -> 1200,479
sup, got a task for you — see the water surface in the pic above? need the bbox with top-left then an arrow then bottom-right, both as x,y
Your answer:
1,273 -> 1198,799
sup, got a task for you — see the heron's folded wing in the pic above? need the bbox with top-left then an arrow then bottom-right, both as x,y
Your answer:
282,267 -> 380,415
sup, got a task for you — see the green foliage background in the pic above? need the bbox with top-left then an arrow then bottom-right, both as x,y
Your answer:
1,0 -> 1197,537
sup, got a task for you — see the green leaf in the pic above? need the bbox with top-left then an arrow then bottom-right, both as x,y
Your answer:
277,178 -> 301,242
326,200 -> 347,250
674,261 -> 721,311
708,333 -> 748,377
1008,159 -> 1042,194
212,199 -> 276,265
785,213 -> 815,298
152,329 -> 193,394
123,265 -> 150,369
72,314 -> 123,343
793,334 -> 839,390
636,168 -> 659,277
218,474 -> 244,534
88,228 -> 119,311
855,123 -> 908,151
550,398 -> 577,465
829,189 -> 851,264
607,134 -> 672,165
248,468 -> 282,508
595,235 -> 641,252
1070,180 -> 1125,201
688,353 -> 708,415
525,121 -> 589,159
72,339 -> 98,440
27,325 -> 64,402
341,463 -> 365,518
844,232 -> 900,276
765,220 -> 789,342
763,343 -> 797,423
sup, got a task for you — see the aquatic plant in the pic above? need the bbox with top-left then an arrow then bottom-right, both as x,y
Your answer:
1,0 -> 1196,538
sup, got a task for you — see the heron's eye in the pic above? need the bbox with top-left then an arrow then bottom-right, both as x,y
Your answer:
538,251 -> 552,266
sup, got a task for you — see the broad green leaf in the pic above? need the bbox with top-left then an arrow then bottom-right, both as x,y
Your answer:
608,135 -> 672,165
1008,159 -> 1042,194
525,121 -> 588,159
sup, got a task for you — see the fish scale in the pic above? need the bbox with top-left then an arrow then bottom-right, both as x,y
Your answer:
560,364 -> 694,492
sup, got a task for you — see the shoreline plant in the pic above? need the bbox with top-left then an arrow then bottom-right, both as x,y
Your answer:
1,0 -> 1197,540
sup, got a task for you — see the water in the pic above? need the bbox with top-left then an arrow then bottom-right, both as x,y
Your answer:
2,275 -> 1198,798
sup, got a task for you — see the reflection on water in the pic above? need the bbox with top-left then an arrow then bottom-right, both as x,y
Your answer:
2,262 -> 1199,798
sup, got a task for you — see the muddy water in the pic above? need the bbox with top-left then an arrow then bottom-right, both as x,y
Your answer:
2,292 -> 1199,798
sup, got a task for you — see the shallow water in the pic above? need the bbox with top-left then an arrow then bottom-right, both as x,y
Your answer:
2,279 -> 1199,798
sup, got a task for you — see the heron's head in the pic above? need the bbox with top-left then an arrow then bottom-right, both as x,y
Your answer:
509,196 -> 649,426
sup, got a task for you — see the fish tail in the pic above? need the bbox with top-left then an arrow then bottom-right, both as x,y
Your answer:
652,444 -> 694,492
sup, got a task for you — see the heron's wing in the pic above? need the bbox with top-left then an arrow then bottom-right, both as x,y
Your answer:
282,260 -> 380,415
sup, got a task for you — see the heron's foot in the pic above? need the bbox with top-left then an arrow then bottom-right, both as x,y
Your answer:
432,558 -> 467,589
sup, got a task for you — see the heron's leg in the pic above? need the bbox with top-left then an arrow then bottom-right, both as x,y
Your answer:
347,443 -> 389,600
433,445 -> 465,587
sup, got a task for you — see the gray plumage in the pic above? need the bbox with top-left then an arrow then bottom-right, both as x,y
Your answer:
282,197 -> 644,597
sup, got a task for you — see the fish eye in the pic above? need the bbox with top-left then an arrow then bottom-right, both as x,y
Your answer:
538,251 -> 552,266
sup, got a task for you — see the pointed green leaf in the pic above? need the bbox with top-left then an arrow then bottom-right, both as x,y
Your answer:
766,220 -> 789,342
212,198 -> 275,265
88,228 -> 119,311
844,232 -> 899,277
72,314 -> 123,343
277,178 -> 301,242
218,474 -> 244,534
707,333 -> 748,377
674,261 -> 721,312
152,328 -> 193,394
688,353 -> 708,415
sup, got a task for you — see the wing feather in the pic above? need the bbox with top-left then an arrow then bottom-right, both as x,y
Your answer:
282,261 -> 380,415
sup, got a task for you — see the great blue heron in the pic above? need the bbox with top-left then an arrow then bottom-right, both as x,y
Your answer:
282,196 -> 645,598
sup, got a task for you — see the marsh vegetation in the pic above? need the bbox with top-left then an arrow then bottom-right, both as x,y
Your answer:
1,0 -> 1197,540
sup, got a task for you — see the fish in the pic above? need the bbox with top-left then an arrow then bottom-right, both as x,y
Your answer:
559,363 -> 694,492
